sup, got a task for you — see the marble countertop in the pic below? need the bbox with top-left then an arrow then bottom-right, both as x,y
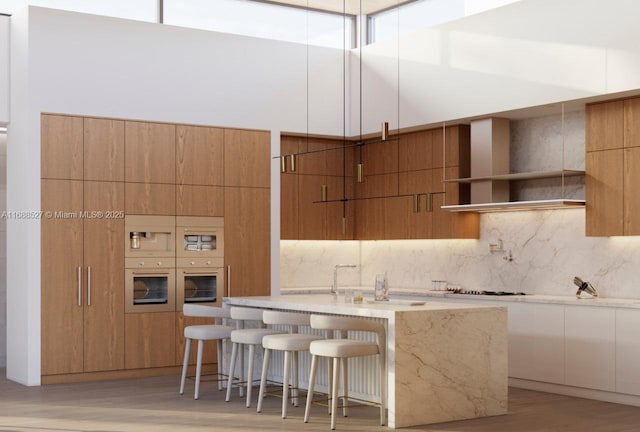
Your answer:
224,294 -> 505,319
279,287 -> 640,309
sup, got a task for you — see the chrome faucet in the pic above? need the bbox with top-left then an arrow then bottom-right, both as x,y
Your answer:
331,264 -> 357,295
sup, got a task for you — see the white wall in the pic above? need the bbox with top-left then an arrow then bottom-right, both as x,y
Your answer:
353,0 -> 640,135
0,15 -> 9,124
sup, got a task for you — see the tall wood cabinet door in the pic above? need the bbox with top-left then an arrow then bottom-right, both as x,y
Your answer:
176,185 -> 224,216
399,170 -> 433,239
624,148 -> 640,235
624,98 -> 640,148
124,121 -> 176,184
84,118 -> 125,182
586,101 -> 623,152
224,187 -> 270,297
298,175 -> 325,240
41,114 -> 84,180
83,181 -> 125,372
586,150 -> 623,236
41,179 -> 84,375
224,129 -> 270,188
280,136 -> 300,239
176,125 -> 224,186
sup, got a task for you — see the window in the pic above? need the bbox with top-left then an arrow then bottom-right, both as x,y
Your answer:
163,0 -> 355,49
368,0 -> 521,44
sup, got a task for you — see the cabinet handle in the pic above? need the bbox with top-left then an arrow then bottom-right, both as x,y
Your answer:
77,266 -> 82,307
227,265 -> 231,297
87,266 -> 92,306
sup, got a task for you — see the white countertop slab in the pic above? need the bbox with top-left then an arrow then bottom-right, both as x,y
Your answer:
279,287 -> 640,309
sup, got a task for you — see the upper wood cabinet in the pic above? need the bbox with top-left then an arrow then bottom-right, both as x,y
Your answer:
125,121 -> 175,184
585,98 -> 640,236
399,130 -> 433,172
586,100 -> 623,152
224,128 -> 270,188
84,117 -> 125,182
176,125 -> 224,186
41,114 -> 127,182
41,114 -> 84,180
280,124 -> 476,241
280,136 -> 300,240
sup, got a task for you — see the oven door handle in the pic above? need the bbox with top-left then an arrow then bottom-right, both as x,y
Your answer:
182,271 -> 219,276
131,270 -> 171,275
181,228 -> 219,234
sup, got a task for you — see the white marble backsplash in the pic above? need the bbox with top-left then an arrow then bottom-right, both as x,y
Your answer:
280,209 -> 640,299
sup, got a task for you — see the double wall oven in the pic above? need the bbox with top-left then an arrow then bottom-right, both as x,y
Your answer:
124,215 -> 224,313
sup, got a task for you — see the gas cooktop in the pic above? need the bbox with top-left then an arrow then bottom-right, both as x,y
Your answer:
451,290 -> 526,296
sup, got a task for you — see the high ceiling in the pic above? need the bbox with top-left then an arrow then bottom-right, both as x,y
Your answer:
261,0 -> 415,15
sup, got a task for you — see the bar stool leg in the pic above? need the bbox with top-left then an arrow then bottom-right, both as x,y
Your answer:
327,358 -> 333,414
331,357 -> 340,430
225,342 -> 238,402
380,352 -> 387,426
239,343 -> 245,398
304,354 -> 318,423
342,357 -> 348,417
246,344 -> 256,407
194,340 -> 204,399
256,348 -> 271,413
216,339 -> 224,391
292,351 -> 299,407
179,338 -> 191,395
282,350 -> 291,418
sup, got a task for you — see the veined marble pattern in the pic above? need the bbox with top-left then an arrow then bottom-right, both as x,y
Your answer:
280,209 -> 640,299
393,307 -> 508,428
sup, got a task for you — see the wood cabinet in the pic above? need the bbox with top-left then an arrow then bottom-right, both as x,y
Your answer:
41,179 -> 84,375
41,114 -> 84,180
224,187 -> 270,297
41,114 -> 126,377
585,98 -> 640,236
586,150 -> 623,236
280,125 -> 477,240
41,179 -> 125,376
224,128 -> 270,188
125,312 -> 176,369
564,306 -> 615,392
41,114 -> 270,380
176,125 -> 224,186
124,121 -> 175,184
284,136 -> 354,240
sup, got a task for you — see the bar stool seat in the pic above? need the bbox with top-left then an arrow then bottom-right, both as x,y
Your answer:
231,328 -> 282,345
310,339 -> 379,358
179,304 -> 233,400
304,314 -> 386,430
262,333 -> 320,352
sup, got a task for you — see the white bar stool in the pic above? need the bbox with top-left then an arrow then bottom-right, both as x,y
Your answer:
225,306 -> 284,407
304,314 -> 386,430
179,304 -> 233,400
256,311 -> 322,418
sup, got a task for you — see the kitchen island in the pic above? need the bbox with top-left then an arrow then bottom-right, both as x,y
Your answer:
225,294 -> 508,428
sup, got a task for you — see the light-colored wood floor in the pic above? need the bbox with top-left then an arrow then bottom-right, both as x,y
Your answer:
1,370 -> 640,431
